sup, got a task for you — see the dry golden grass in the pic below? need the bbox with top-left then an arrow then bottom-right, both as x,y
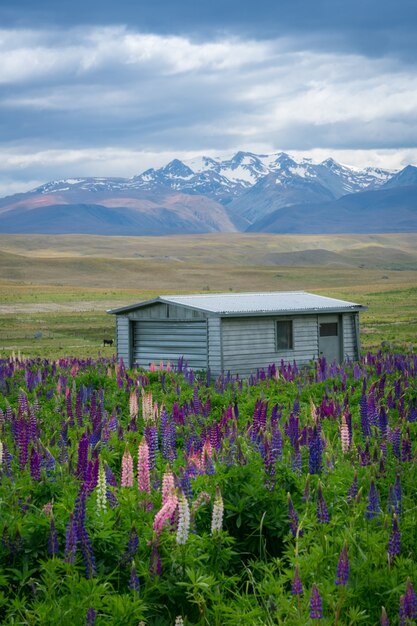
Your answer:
0,232 -> 416,358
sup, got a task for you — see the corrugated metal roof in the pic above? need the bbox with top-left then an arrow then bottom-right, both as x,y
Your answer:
108,291 -> 366,315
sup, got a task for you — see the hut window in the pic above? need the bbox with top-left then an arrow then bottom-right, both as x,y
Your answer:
276,320 -> 293,350
319,322 -> 338,337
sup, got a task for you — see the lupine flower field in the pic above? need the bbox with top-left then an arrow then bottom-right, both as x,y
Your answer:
0,352 -> 417,625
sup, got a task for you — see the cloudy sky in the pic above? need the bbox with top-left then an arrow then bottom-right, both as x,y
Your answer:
1,0 -> 417,196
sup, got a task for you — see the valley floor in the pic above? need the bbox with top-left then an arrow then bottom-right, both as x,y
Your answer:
0,233 -> 416,359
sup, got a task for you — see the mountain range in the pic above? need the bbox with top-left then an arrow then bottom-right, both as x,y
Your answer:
0,152 -> 416,235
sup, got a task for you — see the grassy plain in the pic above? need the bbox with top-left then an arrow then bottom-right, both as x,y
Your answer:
0,233 -> 416,359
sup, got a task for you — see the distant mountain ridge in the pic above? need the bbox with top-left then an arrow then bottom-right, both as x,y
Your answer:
0,152 -> 416,235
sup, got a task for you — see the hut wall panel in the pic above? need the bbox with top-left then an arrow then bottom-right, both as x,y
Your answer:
116,316 -> 131,365
129,303 -> 206,320
133,320 -> 208,370
208,317 -> 222,375
343,313 -> 358,360
221,315 -> 318,375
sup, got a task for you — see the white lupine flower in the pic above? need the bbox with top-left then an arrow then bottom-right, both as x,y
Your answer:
96,462 -> 107,513
175,617 -> 184,626
0,441 -> 3,466
176,490 -> 190,545
211,486 -> 224,534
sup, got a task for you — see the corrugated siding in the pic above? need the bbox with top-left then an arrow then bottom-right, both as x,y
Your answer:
129,302 -> 206,320
116,316 -> 131,365
208,317 -> 222,375
133,320 -> 208,370
343,313 -> 358,360
221,315 -> 319,376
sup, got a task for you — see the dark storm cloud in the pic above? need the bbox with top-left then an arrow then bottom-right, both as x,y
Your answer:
2,0 -> 417,61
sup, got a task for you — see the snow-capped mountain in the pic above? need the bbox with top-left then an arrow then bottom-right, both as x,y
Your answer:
0,152 -> 414,236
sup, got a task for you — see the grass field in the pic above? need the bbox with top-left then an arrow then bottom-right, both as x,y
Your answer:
0,233 -> 416,359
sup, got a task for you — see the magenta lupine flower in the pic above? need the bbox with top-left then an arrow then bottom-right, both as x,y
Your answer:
137,439 -> 151,495
121,448 -> 134,487
388,514 -> 401,563
291,564 -> 303,595
310,583 -> 323,619
365,480 -> 381,519
153,492 -> 179,538
316,483 -> 330,524
380,607 -> 389,626
335,545 -> 349,585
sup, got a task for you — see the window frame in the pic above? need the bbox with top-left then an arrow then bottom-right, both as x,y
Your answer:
275,318 -> 294,352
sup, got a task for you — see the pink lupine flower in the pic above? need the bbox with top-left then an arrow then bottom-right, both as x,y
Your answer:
340,414 -> 350,453
129,391 -> 138,419
149,363 -> 157,372
176,489 -> 190,545
142,391 -> 154,423
137,439 -> 151,494
211,486 -> 224,534
162,466 -> 175,505
121,448 -> 134,487
42,502 -> 53,517
153,492 -> 179,537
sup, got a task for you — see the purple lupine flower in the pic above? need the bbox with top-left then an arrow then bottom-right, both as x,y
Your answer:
360,380 -> 371,440
86,608 -> 96,626
392,427 -> 401,459
380,607 -> 389,626
316,483 -> 330,524
17,418 -> 29,469
76,432 -> 89,479
335,545 -> 349,585
378,407 -> 388,440
48,517 -> 59,557
30,446 -> 41,481
291,564 -> 303,595
404,578 -> 417,619
308,425 -> 322,475
287,494 -> 303,537
79,524 -> 96,579
347,473 -> 358,502
302,476 -> 311,502
129,561 -> 140,593
388,514 -> 401,563
64,512 -> 78,564
399,595 -> 406,626
144,424 -> 158,470
120,526 -> 139,564
310,583 -> 323,619
365,480 -> 381,520
150,542 -> 161,576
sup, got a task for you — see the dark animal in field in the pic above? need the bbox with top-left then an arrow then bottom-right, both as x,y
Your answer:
103,338 -> 114,347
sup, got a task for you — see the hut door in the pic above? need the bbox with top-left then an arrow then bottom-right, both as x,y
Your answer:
318,316 -> 341,364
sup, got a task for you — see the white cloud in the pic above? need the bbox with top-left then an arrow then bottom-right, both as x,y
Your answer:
0,25 -> 416,192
